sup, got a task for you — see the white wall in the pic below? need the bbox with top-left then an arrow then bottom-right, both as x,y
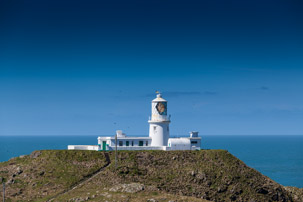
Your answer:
108,146 -> 167,151
107,139 -> 151,147
68,145 -> 99,151
189,138 -> 201,148
149,122 -> 170,146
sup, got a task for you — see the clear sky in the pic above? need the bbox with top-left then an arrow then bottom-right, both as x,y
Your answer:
0,0 -> 302,136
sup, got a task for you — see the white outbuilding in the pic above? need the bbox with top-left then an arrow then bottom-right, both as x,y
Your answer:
168,138 -> 191,150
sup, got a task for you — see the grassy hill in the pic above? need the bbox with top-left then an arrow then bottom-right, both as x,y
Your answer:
0,150 -> 301,202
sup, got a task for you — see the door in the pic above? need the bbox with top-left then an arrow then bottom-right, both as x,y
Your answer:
102,141 -> 107,151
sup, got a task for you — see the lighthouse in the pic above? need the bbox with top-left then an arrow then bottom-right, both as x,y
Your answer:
68,91 -> 201,151
148,92 -> 171,147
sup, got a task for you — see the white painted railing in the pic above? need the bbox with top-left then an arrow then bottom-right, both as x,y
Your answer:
148,114 -> 171,122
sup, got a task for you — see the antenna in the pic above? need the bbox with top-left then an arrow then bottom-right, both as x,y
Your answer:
115,134 -> 117,170
3,182 -> 5,202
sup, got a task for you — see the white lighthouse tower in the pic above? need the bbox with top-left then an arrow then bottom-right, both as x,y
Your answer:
148,92 -> 171,147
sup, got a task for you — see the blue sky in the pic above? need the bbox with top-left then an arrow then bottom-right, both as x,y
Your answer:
0,0 -> 302,136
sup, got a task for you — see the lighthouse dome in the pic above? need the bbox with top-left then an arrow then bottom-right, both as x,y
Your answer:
152,93 -> 167,102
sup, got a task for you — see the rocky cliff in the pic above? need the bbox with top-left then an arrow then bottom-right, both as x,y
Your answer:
0,150 -> 301,202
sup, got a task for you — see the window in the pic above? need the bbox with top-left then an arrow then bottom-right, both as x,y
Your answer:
191,141 -> 198,144
139,141 -> 143,146
132,141 -> 134,146
119,141 -> 123,146
154,126 -> 156,131
167,126 -> 169,131
146,141 -> 148,146
126,141 -> 129,146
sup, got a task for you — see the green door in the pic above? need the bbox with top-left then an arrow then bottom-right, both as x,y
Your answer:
102,141 -> 107,151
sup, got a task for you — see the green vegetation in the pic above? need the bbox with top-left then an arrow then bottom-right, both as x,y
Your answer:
0,150 -> 301,202
0,150 -> 107,201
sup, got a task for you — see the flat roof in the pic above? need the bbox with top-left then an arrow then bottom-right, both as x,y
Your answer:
98,136 -> 152,140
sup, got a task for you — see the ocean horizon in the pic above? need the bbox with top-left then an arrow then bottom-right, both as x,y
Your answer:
0,135 -> 302,188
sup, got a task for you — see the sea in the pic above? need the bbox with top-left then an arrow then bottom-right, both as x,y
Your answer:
0,135 -> 302,188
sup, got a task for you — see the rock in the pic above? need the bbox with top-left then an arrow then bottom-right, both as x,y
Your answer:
217,186 -> 227,193
257,188 -> 269,194
190,170 -> 196,176
7,178 -> 14,184
230,195 -> 237,201
16,166 -> 23,175
9,157 -> 17,161
272,193 -> 279,201
284,186 -> 303,201
30,151 -> 41,159
201,194 -> 207,199
74,197 -> 85,202
147,199 -> 158,202
109,183 -> 144,193
145,185 -> 159,192
201,192 -> 210,200
19,155 -> 26,158
196,172 -> 206,180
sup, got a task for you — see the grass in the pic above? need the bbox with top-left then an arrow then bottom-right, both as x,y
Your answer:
0,150 -> 108,201
0,149 -> 296,202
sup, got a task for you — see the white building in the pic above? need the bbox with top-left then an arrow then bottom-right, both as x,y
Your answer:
68,92 -> 201,151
